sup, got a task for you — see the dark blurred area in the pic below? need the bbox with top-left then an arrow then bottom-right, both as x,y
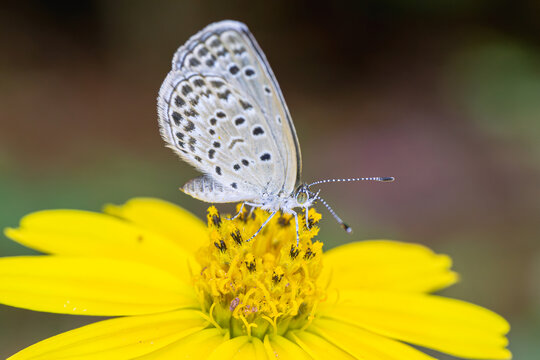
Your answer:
1,0 -> 539,358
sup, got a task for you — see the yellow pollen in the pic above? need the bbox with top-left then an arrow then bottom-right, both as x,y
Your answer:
192,205 -> 325,339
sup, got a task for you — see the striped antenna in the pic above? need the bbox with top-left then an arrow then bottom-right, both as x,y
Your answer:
310,192 -> 352,234
308,177 -> 394,187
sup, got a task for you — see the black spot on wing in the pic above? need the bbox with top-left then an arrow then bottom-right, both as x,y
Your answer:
183,120 -> 195,132
239,99 -> 253,110
215,166 -> 222,175
244,67 -> 255,77
217,90 -> 232,101
228,64 -> 240,75
184,108 -> 199,117
226,35 -> 238,44
198,47 -> 209,57
233,164 -> 240,171
205,56 -> 216,67
181,85 -> 193,96
189,57 -> 201,67
211,80 -> 225,88
216,111 -> 226,119
175,96 -> 186,107
260,153 -> 271,161
242,159 -> 249,166
193,79 -> 205,87
208,149 -> 216,159
234,116 -> 245,126
234,47 -> 246,55
252,126 -> 264,136
213,141 -> 221,148
188,137 -> 197,151
217,49 -> 228,57
172,111 -> 183,126
209,118 -> 217,126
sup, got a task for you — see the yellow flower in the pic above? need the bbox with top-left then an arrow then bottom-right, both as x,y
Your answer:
1,198 -> 510,359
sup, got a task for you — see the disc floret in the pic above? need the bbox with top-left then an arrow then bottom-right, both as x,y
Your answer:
192,205 -> 324,338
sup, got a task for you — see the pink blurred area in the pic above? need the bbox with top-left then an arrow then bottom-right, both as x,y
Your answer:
1,1 -> 539,358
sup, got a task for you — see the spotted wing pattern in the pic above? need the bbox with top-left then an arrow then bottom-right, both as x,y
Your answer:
170,20 -> 301,195
158,72 -> 284,202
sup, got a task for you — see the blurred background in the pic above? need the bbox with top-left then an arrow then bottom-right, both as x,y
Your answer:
1,0 -> 539,358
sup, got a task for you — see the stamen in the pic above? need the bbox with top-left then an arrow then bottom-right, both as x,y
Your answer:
299,302 -> 319,331
212,213 -> 222,227
230,297 -> 240,311
231,229 -> 242,244
261,315 -> 278,336
239,314 -> 257,337
290,245 -> 300,259
198,302 -> 222,330
213,239 -> 227,252
256,280 -> 278,316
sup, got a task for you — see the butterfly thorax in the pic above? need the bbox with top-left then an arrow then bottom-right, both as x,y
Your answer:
256,183 -> 314,213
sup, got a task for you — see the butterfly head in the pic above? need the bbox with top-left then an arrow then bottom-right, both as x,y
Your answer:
293,183 -> 320,207
294,183 -> 318,207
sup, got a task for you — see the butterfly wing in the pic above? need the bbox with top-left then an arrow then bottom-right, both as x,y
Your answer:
158,72 -> 284,202
169,20 -> 301,195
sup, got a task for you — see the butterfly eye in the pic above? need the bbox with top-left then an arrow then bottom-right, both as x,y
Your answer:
296,192 -> 308,205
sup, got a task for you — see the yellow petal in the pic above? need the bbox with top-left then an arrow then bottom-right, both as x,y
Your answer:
103,198 -> 208,254
8,310 -> 209,360
134,328 -> 228,359
287,331 -> 355,360
4,209 -> 196,281
263,335 -> 311,360
206,336 -> 250,360
310,318 -> 436,360
322,290 -> 511,359
199,336 -> 271,360
0,256 -> 198,315
322,240 -> 458,293
232,337 -> 267,359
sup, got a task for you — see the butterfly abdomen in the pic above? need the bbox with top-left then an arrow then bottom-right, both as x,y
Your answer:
182,175 -> 255,203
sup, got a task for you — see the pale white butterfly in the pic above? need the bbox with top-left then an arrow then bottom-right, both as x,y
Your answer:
157,20 -> 394,245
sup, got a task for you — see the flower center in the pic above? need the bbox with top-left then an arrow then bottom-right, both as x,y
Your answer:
192,206 -> 325,339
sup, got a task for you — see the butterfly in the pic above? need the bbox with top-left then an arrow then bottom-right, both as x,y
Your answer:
157,20 -> 394,245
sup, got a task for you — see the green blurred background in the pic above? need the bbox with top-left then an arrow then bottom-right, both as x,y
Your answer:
1,1 -> 539,358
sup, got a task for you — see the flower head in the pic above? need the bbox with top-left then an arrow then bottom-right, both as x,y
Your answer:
196,206 -> 324,339
1,198 -> 511,359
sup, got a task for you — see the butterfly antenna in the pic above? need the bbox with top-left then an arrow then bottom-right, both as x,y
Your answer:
308,177 -> 395,187
311,192 -> 352,234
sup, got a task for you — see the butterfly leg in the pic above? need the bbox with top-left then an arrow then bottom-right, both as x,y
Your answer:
246,210 -> 277,242
243,202 -> 260,220
293,210 -> 300,247
247,204 -> 255,219
304,206 -> 310,230
224,202 -> 245,221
